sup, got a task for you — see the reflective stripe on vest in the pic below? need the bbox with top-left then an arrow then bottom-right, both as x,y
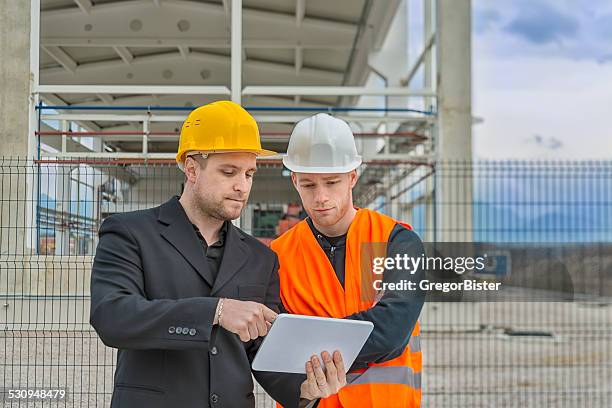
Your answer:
347,366 -> 422,390
409,335 -> 421,353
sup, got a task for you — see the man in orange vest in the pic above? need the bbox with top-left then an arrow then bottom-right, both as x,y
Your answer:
271,113 -> 426,408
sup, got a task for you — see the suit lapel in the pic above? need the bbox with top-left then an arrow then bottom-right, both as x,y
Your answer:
210,223 -> 249,296
157,197 -> 216,287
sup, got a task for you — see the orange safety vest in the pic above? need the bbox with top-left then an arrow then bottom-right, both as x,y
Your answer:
271,208 -> 422,408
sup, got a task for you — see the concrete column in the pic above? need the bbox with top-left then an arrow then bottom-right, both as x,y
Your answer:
0,1 -> 36,255
0,0 -> 32,157
435,0 -> 473,242
436,0 -> 472,161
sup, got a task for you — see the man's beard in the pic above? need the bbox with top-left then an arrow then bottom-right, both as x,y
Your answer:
196,191 -> 243,221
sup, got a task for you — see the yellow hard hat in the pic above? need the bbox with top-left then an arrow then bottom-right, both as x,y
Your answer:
176,100 -> 276,169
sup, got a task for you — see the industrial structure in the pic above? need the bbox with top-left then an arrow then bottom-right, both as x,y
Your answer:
2,0 -> 472,251
1,1 -> 611,407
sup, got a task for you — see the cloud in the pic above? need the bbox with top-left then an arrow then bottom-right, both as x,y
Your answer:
526,135 -> 563,150
473,1 -> 612,65
593,13 -> 612,41
474,8 -> 501,34
470,1 -> 612,160
597,53 -> 612,64
472,57 -> 612,160
504,4 -> 579,44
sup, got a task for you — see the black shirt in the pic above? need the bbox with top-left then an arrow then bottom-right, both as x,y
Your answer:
306,217 -> 347,287
192,221 -> 228,282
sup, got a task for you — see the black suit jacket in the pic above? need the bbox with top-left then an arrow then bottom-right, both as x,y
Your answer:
90,196 -> 304,407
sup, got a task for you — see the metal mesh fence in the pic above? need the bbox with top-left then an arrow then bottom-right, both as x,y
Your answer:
1,157 -> 611,406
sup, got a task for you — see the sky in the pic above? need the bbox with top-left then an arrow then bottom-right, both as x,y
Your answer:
471,0 -> 612,159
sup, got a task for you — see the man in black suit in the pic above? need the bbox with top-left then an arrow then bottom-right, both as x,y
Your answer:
89,101 -> 346,408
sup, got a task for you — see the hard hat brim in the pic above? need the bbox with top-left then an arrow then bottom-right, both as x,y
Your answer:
200,148 -> 276,157
282,155 -> 362,174
189,148 -> 277,157
176,148 -> 278,171
178,147 -> 277,162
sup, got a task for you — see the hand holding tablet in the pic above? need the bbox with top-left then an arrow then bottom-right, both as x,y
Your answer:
252,314 -> 373,401
252,314 -> 374,373
301,350 -> 347,400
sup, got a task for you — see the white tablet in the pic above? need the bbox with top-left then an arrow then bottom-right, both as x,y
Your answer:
251,314 -> 374,374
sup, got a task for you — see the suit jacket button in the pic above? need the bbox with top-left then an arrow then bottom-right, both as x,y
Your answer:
210,346 -> 218,355
168,326 -> 175,334
189,328 -> 196,336
175,327 -> 182,334
210,393 -> 219,404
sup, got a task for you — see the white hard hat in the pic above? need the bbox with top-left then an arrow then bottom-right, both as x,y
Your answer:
283,113 -> 362,173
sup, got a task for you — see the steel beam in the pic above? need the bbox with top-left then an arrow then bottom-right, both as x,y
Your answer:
40,50 -> 342,81
36,84 -> 231,95
42,0 -> 356,36
296,0 -> 305,27
242,86 -> 435,97
402,34 -> 435,87
41,37 -> 350,49
112,46 -> 134,65
73,0 -> 92,14
178,46 -> 189,59
41,113 -> 434,124
41,46 -> 77,73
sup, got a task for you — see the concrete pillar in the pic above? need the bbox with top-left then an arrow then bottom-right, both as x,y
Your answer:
435,0 -> 473,242
0,0 -> 33,157
0,1 -> 36,255
436,0 -> 472,161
